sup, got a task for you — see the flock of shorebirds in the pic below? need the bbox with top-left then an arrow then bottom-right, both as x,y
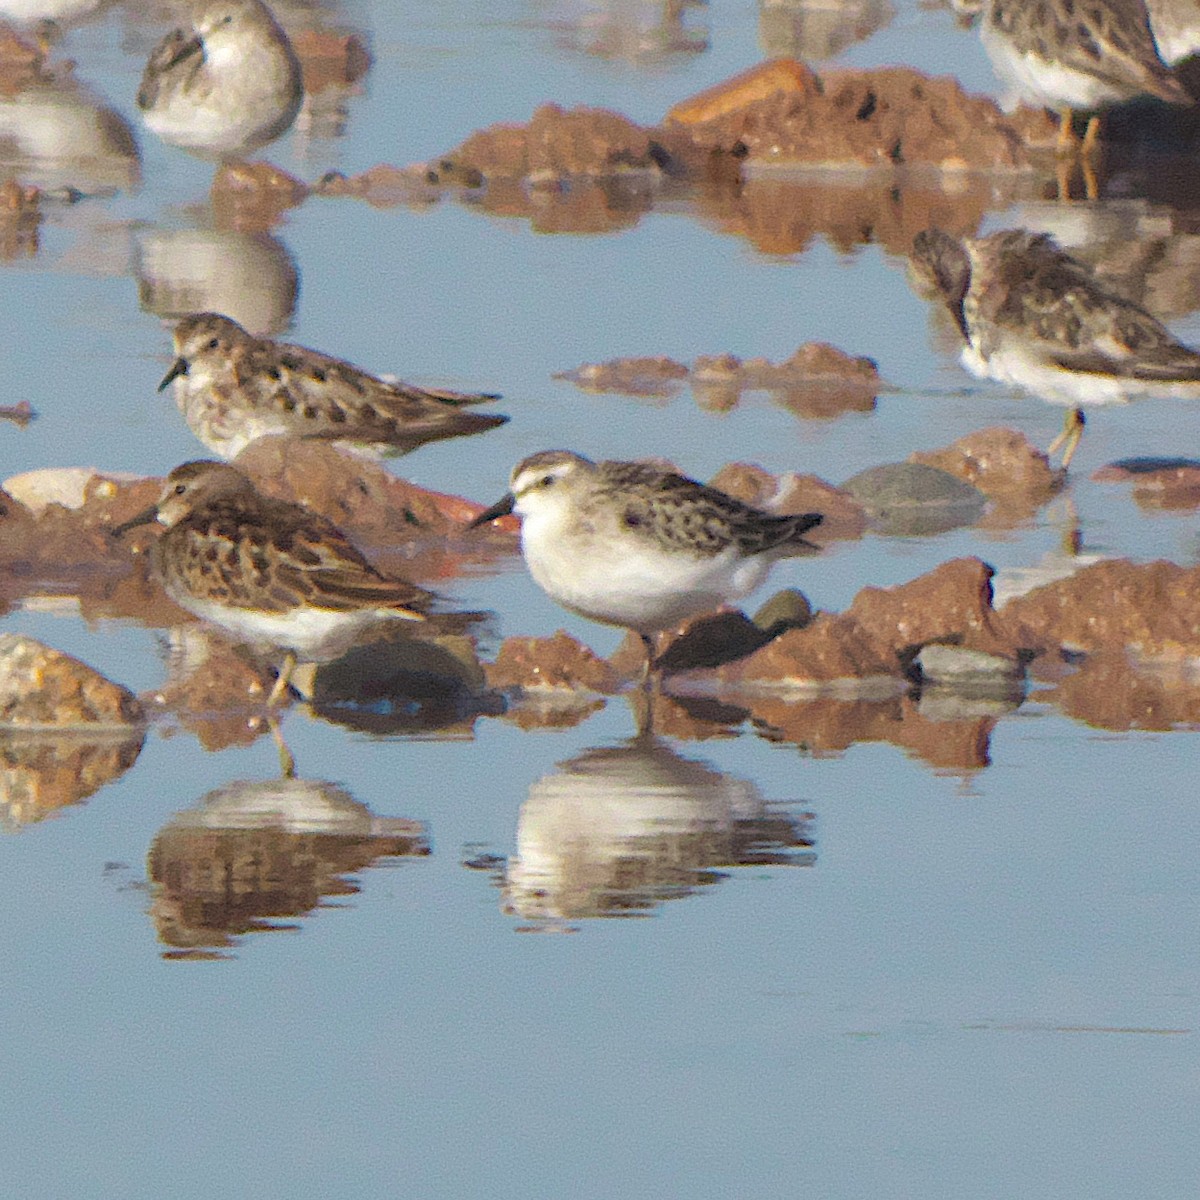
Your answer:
14,0 -> 1200,717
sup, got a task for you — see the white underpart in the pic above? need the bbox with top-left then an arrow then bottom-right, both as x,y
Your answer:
174,367 -> 271,460
143,20 -> 300,156
960,338 -> 1200,406
504,745 -> 765,921
517,492 -> 776,634
980,18 -> 1135,108
165,582 -> 419,662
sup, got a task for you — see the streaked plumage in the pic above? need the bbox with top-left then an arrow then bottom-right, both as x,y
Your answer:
160,312 -> 507,460
469,450 -> 822,657
112,460 -> 430,702
136,0 -> 302,158
911,226 -> 1200,462
980,0 -> 1188,110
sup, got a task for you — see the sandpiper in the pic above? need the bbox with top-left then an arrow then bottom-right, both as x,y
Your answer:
112,460 -> 430,704
977,0 -> 1189,160
159,312 -> 508,460
469,451 -> 823,673
136,0 -> 303,158
910,226 -> 1200,465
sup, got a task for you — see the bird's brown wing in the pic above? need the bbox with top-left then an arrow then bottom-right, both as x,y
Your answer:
237,342 -> 506,447
166,500 -> 430,616
983,235 -> 1200,381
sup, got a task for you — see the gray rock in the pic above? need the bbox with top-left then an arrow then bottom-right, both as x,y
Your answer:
841,462 -> 986,536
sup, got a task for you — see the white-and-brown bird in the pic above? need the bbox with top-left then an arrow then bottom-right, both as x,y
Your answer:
112,460 -> 432,703
911,226 -> 1200,464
159,312 -> 508,460
470,451 -> 822,670
136,0 -> 303,157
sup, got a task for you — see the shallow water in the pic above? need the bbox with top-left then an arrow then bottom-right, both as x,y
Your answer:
1,2 -> 1198,1197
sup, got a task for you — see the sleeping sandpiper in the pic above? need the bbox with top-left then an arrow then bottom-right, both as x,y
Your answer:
910,226 -> 1200,465
112,460 -> 430,704
469,451 -> 823,675
159,313 -> 508,460
136,0 -> 303,158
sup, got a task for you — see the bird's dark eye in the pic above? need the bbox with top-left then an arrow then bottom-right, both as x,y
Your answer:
206,337 -> 219,350
174,483 -> 187,495
541,474 -> 555,487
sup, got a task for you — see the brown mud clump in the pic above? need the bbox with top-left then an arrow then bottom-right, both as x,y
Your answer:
0,634 -> 144,728
558,341 -> 881,418
487,631 -> 622,696
211,161 -> 309,232
1093,457 -> 1200,510
667,59 -> 1053,170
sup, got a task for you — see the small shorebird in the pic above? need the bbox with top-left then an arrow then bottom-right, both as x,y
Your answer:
910,226 -> 1200,465
136,0 -> 303,158
976,0 -> 1189,188
469,451 -> 823,675
112,460 -> 430,704
159,313 -> 508,460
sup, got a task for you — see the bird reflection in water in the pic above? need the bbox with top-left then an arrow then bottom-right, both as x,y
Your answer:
136,226 -> 298,336
495,737 -> 814,929
147,776 -> 428,958
758,0 -> 893,61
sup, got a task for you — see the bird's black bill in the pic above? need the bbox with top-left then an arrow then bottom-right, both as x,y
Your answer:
467,492 -> 516,529
110,505 -> 160,538
157,356 -> 189,392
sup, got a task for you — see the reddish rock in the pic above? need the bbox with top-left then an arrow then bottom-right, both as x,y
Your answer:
713,558 -> 1029,687
289,29 -> 371,93
910,426 -> 1064,511
1000,558 -> 1200,660
433,102 -> 689,184
673,63 -> 1052,170
707,463 -> 867,542
313,164 -> 441,208
486,631 -> 621,694
666,58 -> 821,125
0,23 -> 44,91
211,160 -> 309,232
232,438 -> 519,546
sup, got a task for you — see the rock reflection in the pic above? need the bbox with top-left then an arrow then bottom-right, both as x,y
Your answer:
744,692 -> 1005,772
135,226 -> 298,336
758,0 -> 893,61
0,73 -> 140,192
500,737 -> 813,926
147,776 -> 429,958
0,730 -> 142,831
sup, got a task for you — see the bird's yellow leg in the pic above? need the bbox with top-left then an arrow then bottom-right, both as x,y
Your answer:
1056,108 -> 1079,155
266,650 -> 297,706
1080,115 -> 1101,160
268,716 -> 296,779
1047,407 -> 1086,468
